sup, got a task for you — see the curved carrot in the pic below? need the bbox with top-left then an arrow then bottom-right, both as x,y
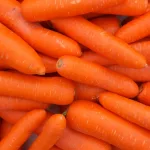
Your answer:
56,126 -> 111,150
91,16 -> 120,34
99,92 -> 150,130
101,0 -> 148,16
56,56 -> 139,98
81,51 -> 115,66
0,0 -> 82,58
29,114 -> 66,150
0,71 -> 75,105
0,109 -> 46,150
115,12 -> 150,43
21,0 -> 123,22
50,146 -> 62,150
51,16 -> 146,68
75,82 -> 105,101
67,100 -> 150,150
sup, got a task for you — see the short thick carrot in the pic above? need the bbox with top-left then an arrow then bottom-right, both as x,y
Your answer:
81,51 -> 115,66
138,82 -> 150,105
29,114 -> 66,150
0,109 -> 46,150
115,12 -> 150,43
0,0 -> 82,58
91,16 -> 120,34
99,92 -> 150,130
0,71 -> 75,105
101,0 -> 148,16
51,16 -> 146,68
67,100 -> 150,150
21,0 -> 124,22
57,56 -> 139,98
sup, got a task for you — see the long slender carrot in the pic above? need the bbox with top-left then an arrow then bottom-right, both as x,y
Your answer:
115,12 -> 150,43
50,146 -> 62,150
91,16 -> 120,35
21,0 -> 124,22
81,51 -> 115,66
0,71 -> 75,105
101,0 -> 148,16
67,100 -> 150,150
0,0 -> 82,58
99,92 -> 150,130
29,114 -> 66,150
138,82 -> 150,105
51,16 -> 146,68
56,56 -> 139,98
0,109 -> 46,150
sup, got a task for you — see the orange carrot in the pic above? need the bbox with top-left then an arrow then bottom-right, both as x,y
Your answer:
138,82 -> 150,105
115,12 -> 150,43
99,92 -> 150,130
51,16 -> 146,68
0,0 -> 82,58
91,16 -> 120,34
0,109 -> 46,150
29,114 -> 66,150
57,56 -> 139,98
50,146 -> 62,150
21,0 -> 124,22
67,100 -> 150,150
0,71 -> 75,105
81,51 -> 115,66
101,0 -> 148,16
75,82 -> 105,101
56,126 -> 111,150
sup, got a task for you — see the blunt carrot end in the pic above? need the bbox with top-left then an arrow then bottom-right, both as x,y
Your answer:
56,59 -> 64,69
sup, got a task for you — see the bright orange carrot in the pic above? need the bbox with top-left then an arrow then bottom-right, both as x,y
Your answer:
91,16 -> 120,34
51,16 -> 147,68
101,0 -> 148,16
99,92 -> 150,130
57,56 -> 139,98
0,0 -> 82,58
29,114 -> 66,150
21,0 -> 124,22
0,71 -> 75,105
115,12 -> 150,43
67,100 -> 150,150
0,109 -> 46,150
138,82 -> 150,105
81,51 -> 115,66
50,146 -> 62,150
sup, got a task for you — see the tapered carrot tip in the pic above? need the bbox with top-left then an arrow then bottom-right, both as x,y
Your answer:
37,67 -> 46,75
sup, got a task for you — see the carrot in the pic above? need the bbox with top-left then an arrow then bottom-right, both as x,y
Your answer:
75,82 -> 105,101
0,109 -> 46,150
21,0 -> 124,22
57,56 -> 139,98
56,126 -> 111,150
91,16 -> 120,35
115,12 -> 150,43
67,100 -> 150,150
99,92 -> 150,130
0,71 -> 75,105
81,51 -> 115,66
50,146 -> 62,150
0,0 -> 82,58
29,114 -> 66,150
101,0 -> 148,16
51,16 -> 147,68
138,82 -> 150,105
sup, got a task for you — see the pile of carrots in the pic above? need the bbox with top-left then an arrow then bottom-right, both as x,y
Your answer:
1,0 -> 150,149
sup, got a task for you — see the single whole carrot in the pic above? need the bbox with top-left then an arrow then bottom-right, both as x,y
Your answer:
56,56 -> 139,98
21,0 -> 124,22
91,16 -> 120,35
51,16 -> 146,68
0,109 -> 46,150
99,92 -> 150,130
0,0 -> 82,58
67,100 -> 150,150
29,114 -> 66,150
0,71 -> 75,105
